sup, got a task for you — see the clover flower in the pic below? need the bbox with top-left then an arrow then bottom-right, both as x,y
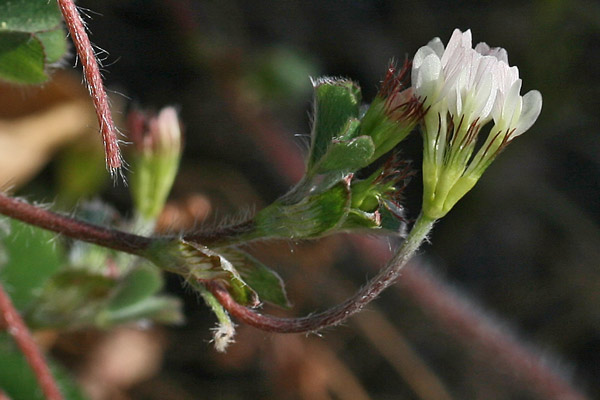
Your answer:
413,29 -> 542,220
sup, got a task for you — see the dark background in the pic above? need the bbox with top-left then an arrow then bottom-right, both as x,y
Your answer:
46,0 -> 600,399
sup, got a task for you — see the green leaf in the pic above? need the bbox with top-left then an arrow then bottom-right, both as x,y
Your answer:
0,334 -> 88,400
0,220 -> 64,310
25,269 -> 116,329
102,296 -> 183,326
55,141 -> 109,207
107,263 -> 163,311
315,135 -> 375,174
37,28 -> 68,64
0,0 -> 67,84
224,249 -> 291,308
0,0 -> 63,32
308,78 -> 361,169
254,180 -> 351,239
0,32 -> 47,83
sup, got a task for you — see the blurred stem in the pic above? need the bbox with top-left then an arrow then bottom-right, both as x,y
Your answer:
399,261 -> 590,400
0,283 -> 63,400
57,0 -> 122,175
208,213 -> 435,332
0,193 -> 154,255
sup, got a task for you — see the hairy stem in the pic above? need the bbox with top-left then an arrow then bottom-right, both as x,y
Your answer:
208,213 -> 435,332
57,0 -> 122,174
0,193 -> 153,255
0,283 -> 63,400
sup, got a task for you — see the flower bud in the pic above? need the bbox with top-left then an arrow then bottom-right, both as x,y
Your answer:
359,62 -> 423,161
128,107 -> 183,228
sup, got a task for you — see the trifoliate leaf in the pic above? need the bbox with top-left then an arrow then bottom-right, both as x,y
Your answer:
0,0 -> 67,84
308,78 -> 361,168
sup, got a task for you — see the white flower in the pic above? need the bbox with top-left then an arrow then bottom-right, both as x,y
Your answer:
414,29 -> 543,220
412,29 -> 542,136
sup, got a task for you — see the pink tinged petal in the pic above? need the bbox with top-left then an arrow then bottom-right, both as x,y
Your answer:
512,90 -> 542,137
461,29 -> 473,48
475,42 -> 509,64
492,47 -> 509,64
474,42 -> 490,55
441,29 -> 468,66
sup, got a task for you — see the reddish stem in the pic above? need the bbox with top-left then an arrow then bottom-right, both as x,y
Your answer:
0,283 -> 63,400
207,244 -> 411,334
57,0 -> 122,174
0,193 -> 153,255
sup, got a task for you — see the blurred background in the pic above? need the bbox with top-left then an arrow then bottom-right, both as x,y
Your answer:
1,0 -> 599,399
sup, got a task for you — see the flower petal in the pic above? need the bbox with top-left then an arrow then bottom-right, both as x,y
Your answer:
415,53 -> 442,100
512,90 -> 542,137
427,37 -> 445,57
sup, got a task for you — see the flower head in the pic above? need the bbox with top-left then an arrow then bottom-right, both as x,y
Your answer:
413,29 -> 542,220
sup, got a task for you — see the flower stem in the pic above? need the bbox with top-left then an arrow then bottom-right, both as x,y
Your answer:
57,0 -> 122,175
208,213 -> 435,333
0,193 -> 153,255
0,283 -> 63,400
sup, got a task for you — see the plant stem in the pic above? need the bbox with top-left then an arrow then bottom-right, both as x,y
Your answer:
0,283 -> 63,400
0,193 -> 153,255
57,0 -> 122,174
208,213 -> 435,332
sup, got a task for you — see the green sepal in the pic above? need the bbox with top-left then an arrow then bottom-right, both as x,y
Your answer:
379,199 -> 406,233
308,78 -> 361,169
359,95 -> 418,162
340,209 -> 381,230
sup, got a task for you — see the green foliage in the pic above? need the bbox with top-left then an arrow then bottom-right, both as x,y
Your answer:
0,220 -> 64,310
308,78 -> 361,169
226,249 -> 291,309
0,334 -> 88,400
0,0 -> 67,84
244,46 -> 317,103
